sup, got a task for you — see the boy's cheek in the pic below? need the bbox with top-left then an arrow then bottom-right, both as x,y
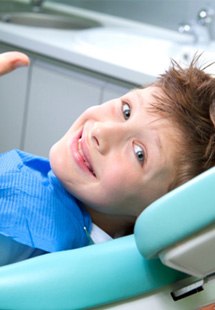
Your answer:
101,171 -> 132,201
101,162 -> 138,189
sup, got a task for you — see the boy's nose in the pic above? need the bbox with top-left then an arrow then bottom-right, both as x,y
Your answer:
91,121 -> 125,155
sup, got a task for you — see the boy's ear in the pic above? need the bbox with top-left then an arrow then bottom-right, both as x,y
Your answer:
209,100 -> 215,126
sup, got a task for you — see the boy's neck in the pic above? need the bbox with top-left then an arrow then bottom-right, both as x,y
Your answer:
85,207 -> 136,238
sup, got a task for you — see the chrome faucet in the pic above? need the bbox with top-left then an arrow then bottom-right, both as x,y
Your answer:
31,0 -> 44,11
178,8 -> 214,45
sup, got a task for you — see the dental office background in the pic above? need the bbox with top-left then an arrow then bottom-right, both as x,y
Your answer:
1,0 -> 215,158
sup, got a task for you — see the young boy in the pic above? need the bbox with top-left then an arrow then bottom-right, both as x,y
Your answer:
0,52 -> 215,266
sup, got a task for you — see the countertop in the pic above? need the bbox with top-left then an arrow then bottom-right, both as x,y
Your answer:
0,0 -> 212,85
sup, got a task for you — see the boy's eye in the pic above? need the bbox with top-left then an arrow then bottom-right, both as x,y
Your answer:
122,103 -> 131,120
134,144 -> 145,164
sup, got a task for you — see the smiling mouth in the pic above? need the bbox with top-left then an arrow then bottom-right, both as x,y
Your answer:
77,134 -> 96,177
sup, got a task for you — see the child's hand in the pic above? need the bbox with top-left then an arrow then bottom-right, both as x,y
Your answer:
0,51 -> 30,76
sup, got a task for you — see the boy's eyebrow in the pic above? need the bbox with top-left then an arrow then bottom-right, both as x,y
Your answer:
123,89 -> 141,105
154,132 -> 162,151
129,89 -> 163,152
125,88 -> 164,152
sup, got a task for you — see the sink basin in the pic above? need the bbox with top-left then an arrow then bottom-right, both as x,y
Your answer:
0,12 -> 101,29
0,0 -> 102,29
73,28 -> 183,76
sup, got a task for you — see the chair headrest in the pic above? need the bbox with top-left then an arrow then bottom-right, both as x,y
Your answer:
134,167 -> 215,259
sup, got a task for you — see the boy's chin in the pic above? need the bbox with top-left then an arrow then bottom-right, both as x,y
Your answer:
49,143 -> 56,163
49,142 -> 60,172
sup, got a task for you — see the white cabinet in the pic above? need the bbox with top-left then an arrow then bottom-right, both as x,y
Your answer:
23,59 -> 104,157
0,47 -> 29,152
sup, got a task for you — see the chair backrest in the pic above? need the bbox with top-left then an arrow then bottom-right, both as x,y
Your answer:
0,235 -> 186,309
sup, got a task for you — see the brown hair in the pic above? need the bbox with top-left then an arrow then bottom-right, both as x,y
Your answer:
151,54 -> 215,190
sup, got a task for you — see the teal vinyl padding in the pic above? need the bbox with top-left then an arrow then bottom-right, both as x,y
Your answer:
135,167 -> 215,259
0,235 -> 186,309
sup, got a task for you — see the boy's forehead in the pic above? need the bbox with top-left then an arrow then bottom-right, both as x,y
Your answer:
127,86 -> 161,104
139,85 -> 162,96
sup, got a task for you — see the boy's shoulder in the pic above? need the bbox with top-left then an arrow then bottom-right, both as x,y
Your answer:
0,149 -> 50,174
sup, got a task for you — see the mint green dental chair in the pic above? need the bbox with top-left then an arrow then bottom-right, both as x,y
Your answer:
0,167 -> 214,309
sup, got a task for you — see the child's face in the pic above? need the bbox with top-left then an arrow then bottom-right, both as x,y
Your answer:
50,86 -> 180,217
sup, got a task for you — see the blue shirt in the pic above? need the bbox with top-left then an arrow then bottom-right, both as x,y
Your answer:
0,149 -> 92,252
